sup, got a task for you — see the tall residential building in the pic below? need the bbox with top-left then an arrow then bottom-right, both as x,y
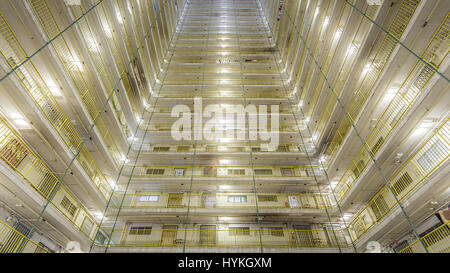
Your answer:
0,0 -> 448,253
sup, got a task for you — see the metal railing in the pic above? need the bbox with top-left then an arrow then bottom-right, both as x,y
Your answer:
121,164 -> 324,178
0,220 -> 49,253
0,13 -> 113,200
111,192 -> 334,210
400,222 -> 450,253
0,116 -> 104,242
101,227 -> 351,249
130,142 -> 309,153
316,0 -> 420,146
27,0 -> 123,167
69,4 -> 130,139
348,118 -> 449,241
333,14 -> 450,202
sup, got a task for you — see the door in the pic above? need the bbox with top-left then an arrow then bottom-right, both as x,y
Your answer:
202,192 -> 216,208
294,225 -> 313,247
288,196 -> 299,208
167,194 -> 183,208
161,225 -> 178,246
200,225 -> 216,246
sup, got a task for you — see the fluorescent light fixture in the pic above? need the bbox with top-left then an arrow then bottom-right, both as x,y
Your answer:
14,119 -> 29,127
323,17 -> 329,28
107,179 -> 116,189
220,79 -> 229,84
348,44 -> 358,56
219,217 -> 232,221
93,212 -> 104,220
220,138 -> 232,143
413,120 -> 434,135
330,182 -> 338,189
334,29 -> 343,40
48,85 -> 62,97
218,146 -> 227,151
383,87 -> 398,101
219,185 -> 231,189
117,12 -> 123,24
219,159 -> 231,164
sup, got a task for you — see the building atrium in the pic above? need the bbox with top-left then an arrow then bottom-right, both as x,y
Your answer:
0,0 -> 448,254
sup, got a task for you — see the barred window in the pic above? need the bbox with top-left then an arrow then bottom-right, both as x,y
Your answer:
258,195 -> 278,202
227,195 -> 247,203
254,169 -> 272,175
229,227 -> 250,236
138,195 -> 159,202
129,226 -> 152,235
146,168 -> 165,175
60,196 -> 77,217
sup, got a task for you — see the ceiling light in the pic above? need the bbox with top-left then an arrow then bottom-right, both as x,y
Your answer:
13,119 -> 30,128
383,87 -> 398,102
362,63 -> 372,75
334,29 -> 343,40
117,13 -> 123,24
219,217 -> 232,221
93,212 -> 104,220
220,159 -> 231,164
219,185 -> 231,189
48,85 -> 62,97
323,17 -> 329,28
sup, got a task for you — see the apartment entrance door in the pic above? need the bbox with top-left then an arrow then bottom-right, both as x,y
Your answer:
161,225 -> 178,246
167,194 -> 183,208
294,224 -> 313,247
202,192 -> 216,208
200,225 -> 216,246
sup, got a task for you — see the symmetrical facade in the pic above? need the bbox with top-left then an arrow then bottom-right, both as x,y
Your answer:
0,0 -> 448,253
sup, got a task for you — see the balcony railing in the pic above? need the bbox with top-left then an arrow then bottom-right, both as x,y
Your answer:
27,0 -> 123,167
121,164 -> 324,179
101,228 -> 351,249
399,222 -> 450,253
0,13 -> 113,200
0,220 -> 49,253
131,142 -> 310,153
330,14 -> 449,202
348,118 -> 449,241
111,193 -> 334,210
315,0 -> 420,144
0,116 -> 104,243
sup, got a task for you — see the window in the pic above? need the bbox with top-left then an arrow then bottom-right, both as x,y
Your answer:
417,139 -> 446,173
254,169 -> 272,175
227,195 -> 247,203
391,172 -> 413,197
281,168 -> 293,176
252,147 -> 261,152
177,146 -> 190,152
227,169 -> 245,176
138,195 -> 159,202
174,168 -> 185,176
81,217 -> 94,235
129,227 -> 152,235
258,195 -> 278,202
262,227 -> 284,237
153,147 -> 170,152
60,196 -> 77,217
277,145 -> 288,152
229,227 -> 250,236
146,168 -> 165,175
371,137 -> 384,155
